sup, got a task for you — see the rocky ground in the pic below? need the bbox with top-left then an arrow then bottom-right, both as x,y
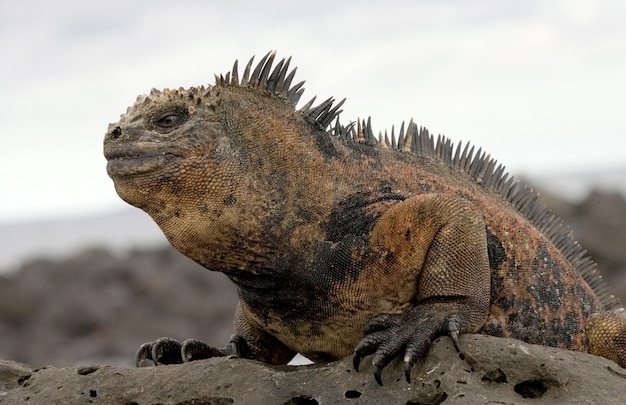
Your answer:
2,334 -> 626,404
0,189 -> 625,403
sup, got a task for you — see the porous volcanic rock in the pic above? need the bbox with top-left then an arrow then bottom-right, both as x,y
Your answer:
1,334 -> 625,404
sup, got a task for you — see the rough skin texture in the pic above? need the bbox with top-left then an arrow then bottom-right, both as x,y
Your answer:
104,52 -> 625,384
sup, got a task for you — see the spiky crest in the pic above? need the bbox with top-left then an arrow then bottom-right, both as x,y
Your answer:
216,51 -> 345,129
214,52 -> 621,311
216,51 -> 305,106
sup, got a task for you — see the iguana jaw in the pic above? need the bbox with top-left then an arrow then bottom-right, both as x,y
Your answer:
104,141 -> 184,178
105,149 -> 180,178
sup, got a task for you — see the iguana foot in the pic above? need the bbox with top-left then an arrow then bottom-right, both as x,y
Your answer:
135,335 -> 249,366
353,310 -> 462,385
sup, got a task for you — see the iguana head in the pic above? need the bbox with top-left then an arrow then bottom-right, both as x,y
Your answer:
103,52 -> 343,270
104,84 -> 235,208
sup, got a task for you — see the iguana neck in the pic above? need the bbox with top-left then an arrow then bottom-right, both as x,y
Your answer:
150,94 -> 338,276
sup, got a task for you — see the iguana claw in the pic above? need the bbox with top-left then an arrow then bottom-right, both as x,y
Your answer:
404,361 -> 413,383
373,365 -> 383,386
352,352 -> 363,372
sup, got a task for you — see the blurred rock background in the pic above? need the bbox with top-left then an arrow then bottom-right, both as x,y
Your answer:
0,247 -> 237,367
0,189 -> 625,368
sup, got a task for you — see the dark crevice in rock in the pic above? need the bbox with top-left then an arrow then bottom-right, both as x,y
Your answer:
405,391 -> 448,405
514,379 -> 550,398
607,365 -> 626,379
344,390 -> 361,398
77,365 -> 100,375
79,389 -> 98,398
17,373 -> 31,386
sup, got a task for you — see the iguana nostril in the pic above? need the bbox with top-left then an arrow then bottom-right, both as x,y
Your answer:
110,126 -> 122,140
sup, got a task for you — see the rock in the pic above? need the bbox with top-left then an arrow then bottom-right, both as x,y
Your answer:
541,190 -> 626,303
2,335 -> 625,404
0,247 -> 238,367
0,360 -> 31,392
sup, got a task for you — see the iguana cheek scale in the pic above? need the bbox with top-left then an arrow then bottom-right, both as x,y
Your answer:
104,51 -> 626,385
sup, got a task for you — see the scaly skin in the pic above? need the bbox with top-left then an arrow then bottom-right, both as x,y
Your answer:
104,52 -> 625,384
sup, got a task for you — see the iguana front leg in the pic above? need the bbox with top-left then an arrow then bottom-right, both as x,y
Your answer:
353,194 -> 491,384
136,301 -> 296,366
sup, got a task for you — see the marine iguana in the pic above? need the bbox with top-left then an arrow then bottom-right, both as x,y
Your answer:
104,51 -> 625,385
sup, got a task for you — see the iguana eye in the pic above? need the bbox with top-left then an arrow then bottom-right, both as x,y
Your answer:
158,114 -> 179,127
152,108 -> 188,130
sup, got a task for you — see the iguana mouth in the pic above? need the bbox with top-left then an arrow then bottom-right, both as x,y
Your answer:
105,147 -> 179,177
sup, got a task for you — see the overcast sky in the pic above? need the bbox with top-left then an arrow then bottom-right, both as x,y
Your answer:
1,0 -> 625,223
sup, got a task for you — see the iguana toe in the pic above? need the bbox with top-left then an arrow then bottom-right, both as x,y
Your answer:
140,337 -> 184,366
181,338 -> 224,362
135,342 -> 155,367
